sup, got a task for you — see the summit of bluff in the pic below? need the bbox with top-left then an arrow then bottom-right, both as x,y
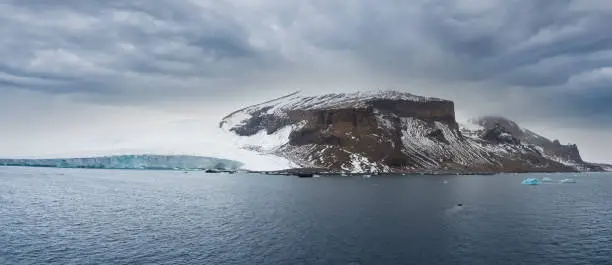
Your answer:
220,90 -> 605,174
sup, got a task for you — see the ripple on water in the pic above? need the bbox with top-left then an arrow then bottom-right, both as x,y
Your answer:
1,168 -> 612,265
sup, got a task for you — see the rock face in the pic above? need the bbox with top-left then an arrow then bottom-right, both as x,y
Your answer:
220,91 -> 602,173
473,116 -> 603,172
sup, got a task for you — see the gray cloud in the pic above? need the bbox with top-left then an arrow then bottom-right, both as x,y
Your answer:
1,0 -> 611,162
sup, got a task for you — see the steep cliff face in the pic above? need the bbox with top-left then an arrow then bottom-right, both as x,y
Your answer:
220,91 -> 598,173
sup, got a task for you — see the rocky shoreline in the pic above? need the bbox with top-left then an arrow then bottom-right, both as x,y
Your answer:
247,168 -> 575,178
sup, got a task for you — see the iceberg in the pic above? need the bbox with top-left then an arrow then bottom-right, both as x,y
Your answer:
521,178 -> 541,185
0,155 -> 243,171
541,177 -> 554,182
560,178 -> 576,183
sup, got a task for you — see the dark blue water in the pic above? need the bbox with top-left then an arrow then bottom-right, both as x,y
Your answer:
1,167 -> 611,265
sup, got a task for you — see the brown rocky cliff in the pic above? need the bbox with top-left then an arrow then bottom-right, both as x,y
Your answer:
222,91 -> 598,173
285,99 -> 458,169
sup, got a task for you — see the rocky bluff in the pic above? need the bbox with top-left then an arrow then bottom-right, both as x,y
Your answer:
221,91 -> 605,173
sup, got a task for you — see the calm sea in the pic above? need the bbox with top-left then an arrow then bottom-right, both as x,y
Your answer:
1,167 -> 611,264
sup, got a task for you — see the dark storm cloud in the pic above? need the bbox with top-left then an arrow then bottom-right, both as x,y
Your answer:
1,0 -> 612,124
0,0 -> 281,102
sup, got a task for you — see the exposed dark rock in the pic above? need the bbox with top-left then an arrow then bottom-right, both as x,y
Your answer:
221,91 -> 602,173
427,129 -> 449,144
295,173 -> 314,178
480,123 -> 521,145
475,116 -> 524,138
230,114 -> 292,136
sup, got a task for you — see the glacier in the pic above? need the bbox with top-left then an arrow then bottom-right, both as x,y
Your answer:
0,120 -> 302,172
0,155 -> 243,171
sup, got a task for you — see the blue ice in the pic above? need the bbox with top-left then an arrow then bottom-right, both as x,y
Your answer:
521,178 -> 541,185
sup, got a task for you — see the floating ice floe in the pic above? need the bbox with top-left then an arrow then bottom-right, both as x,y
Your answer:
521,178 -> 541,185
560,178 -> 576,183
541,177 -> 554,182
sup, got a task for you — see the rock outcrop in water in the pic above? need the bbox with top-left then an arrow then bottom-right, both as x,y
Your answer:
220,90 -> 605,173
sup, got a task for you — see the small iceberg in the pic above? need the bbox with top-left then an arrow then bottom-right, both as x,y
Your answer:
541,177 -> 554,182
521,178 -> 541,185
560,178 -> 576,183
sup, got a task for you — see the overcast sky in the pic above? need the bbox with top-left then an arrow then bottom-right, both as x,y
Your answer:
1,0 -> 611,163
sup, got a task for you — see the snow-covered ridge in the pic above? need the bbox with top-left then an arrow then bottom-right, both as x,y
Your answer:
220,90 -> 446,129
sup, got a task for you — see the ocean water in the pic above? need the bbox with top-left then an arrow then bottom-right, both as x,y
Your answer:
1,167 -> 611,265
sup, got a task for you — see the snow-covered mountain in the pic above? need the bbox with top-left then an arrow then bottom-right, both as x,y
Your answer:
221,90 -> 605,173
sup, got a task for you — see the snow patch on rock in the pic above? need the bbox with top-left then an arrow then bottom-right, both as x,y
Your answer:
231,122 -> 305,153
221,90 -> 447,124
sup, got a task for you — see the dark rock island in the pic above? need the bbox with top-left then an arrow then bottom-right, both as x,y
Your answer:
220,90 -> 607,174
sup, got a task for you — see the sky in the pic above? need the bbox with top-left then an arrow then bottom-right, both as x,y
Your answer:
1,0 -> 611,163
